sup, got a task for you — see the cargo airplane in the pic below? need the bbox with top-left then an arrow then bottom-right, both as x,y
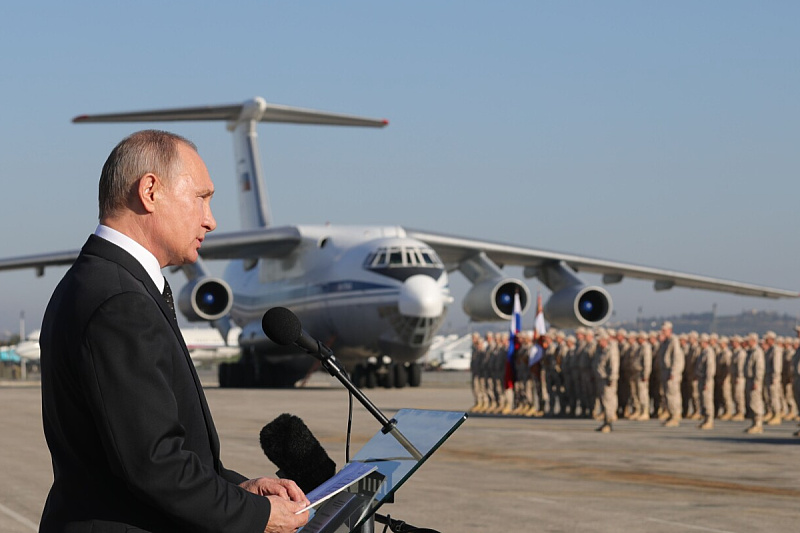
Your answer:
0,97 -> 797,388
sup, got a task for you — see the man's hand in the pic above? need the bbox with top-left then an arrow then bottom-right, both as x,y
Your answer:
264,496 -> 309,533
239,478 -> 310,533
240,477 -> 309,505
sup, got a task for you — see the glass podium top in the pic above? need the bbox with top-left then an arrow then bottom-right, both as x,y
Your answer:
350,409 -> 466,527
300,408 -> 467,533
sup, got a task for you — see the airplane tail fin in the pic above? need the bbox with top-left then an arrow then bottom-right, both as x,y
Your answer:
74,97 -> 388,229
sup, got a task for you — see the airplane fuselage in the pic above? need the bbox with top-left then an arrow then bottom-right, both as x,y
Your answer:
228,225 -> 450,370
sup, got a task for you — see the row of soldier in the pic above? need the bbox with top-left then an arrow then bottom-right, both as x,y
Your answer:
469,321 -> 800,434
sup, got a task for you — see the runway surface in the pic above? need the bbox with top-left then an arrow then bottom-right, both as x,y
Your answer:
2,370 -> 800,532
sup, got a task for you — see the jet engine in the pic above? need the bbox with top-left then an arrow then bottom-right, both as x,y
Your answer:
462,278 -> 530,321
178,277 -> 233,322
543,285 -> 612,328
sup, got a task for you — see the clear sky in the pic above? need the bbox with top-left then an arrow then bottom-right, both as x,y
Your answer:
0,1 -> 798,337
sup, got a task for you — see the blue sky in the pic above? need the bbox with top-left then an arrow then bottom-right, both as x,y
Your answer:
0,1 -> 798,336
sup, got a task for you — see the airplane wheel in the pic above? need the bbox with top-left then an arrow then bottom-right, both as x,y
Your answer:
227,361 -> 254,388
394,363 -> 408,388
365,366 -> 377,389
351,365 -> 364,388
408,363 -> 422,387
218,362 -> 230,388
383,364 -> 396,389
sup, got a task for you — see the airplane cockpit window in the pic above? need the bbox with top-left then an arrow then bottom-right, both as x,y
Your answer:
420,251 -> 436,265
364,245 -> 445,282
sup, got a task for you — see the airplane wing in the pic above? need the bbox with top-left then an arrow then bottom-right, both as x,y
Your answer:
404,228 -> 799,299
0,250 -> 79,275
199,226 -> 302,259
0,226 -> 303,275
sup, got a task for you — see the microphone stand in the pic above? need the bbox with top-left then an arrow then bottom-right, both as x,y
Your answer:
297,339 -> 443,533
307,340 -> 423,461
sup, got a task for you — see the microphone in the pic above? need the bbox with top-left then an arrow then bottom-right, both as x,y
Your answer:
259,413 -> 336,494
262,307 -> 331,359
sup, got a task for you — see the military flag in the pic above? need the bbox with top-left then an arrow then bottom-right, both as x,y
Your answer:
529,292 -> 546,367
503,291 -> 522,389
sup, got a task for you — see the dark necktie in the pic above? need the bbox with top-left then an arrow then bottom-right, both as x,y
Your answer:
162,278 -> 176,319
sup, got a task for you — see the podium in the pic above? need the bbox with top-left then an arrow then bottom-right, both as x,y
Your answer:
300,408 -> 467,533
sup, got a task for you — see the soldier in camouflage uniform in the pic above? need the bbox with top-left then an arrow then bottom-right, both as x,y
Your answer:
594,331 -> 620,433
714,336 -> 734,421
578,329 -> 597,418
730,335 -> 748,421
656,322 -> 684,427
695,333 -> 716,430
631,331 -> 653,420
762,331 -> 784,425
744,332 -> 766,434
683,332 -> 702,421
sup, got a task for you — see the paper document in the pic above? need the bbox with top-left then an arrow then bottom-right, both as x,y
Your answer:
297,462 -> 378,514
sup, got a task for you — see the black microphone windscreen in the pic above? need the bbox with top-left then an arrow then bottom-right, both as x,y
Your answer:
262,307 -> 302,346
259,413 -> 336,494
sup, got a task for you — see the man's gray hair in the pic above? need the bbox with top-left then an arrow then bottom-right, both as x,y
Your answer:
98,129 -> 197,220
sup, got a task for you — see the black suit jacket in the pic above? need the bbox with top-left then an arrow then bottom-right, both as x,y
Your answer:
39,235 -> 271,533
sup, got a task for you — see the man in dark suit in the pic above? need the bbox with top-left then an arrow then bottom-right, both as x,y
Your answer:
39,130 -> 309,533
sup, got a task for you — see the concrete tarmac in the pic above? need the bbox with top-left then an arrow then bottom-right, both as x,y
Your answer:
2,370 -> 800,532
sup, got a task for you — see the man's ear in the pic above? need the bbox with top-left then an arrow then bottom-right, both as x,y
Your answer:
137,174 -> 159,214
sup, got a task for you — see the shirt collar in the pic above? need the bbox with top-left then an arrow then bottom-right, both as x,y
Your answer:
94,224 -> 165,292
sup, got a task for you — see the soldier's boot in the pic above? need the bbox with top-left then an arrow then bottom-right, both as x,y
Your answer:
698,417 -> 714,430
523,405 -> 538,417
767,413 -> 782,426
718,412 -> 733,422
596,422 -> 612,433
658,409 -> 670,421
731,412 -> 745,422
663,417 -> 681,428
501,390 -> 516,415
745,418 -> 764,434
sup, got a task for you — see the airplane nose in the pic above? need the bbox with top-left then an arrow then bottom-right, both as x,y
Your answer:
398,275 -> 444,318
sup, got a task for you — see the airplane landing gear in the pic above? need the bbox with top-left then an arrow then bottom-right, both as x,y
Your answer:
352,359 -> 421,389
